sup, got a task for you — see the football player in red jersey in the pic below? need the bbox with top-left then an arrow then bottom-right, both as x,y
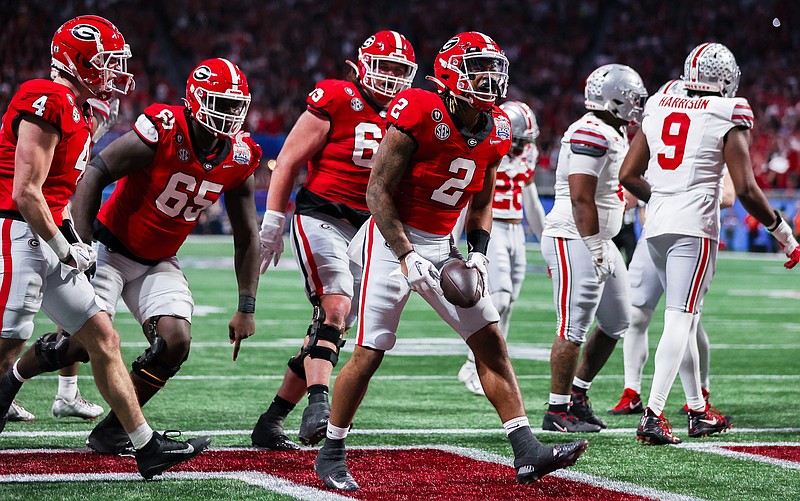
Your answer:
0,15 -> 210,479
313,32 -> 587,492
57,57 -> 261,456
251,31 -> 417,450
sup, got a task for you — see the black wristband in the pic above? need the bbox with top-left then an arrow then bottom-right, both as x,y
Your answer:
466,229 -> 491,255
238,294 -> 256,314
767,210 -> 782,232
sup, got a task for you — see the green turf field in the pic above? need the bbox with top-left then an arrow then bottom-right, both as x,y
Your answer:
1,236 -> 798,500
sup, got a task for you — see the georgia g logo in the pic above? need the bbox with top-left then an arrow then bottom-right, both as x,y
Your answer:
362,35 -> 376,49
71,24 -> 101,42
440,36 -> 459,53
193,65 -> 213,81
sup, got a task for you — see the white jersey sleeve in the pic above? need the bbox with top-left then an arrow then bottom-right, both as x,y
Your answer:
641,93 -> 753,241
542,113 -> 627,240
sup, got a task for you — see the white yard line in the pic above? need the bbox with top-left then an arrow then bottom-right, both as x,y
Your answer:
677,442 -> 800,470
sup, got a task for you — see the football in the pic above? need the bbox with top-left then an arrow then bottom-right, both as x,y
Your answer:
439,259 -> 483,308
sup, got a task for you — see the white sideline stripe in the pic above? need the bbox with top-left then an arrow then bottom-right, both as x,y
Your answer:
4,427 -> 800,438
678,442 -> 800,470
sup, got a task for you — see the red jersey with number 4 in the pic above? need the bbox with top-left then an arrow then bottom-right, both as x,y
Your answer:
387,88 -> 511,235
303,79 -> 386,211
98,104 -> 261,260
0,80 -> 92,225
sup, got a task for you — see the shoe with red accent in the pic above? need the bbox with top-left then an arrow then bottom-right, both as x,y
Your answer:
636,407 -> 682,445
608,388 -> 643,415
680,387 -> 710,415
688,405 -> 733,438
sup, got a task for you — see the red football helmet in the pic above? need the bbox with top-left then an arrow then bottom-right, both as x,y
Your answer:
50,15 -> 134,101
430,32 -> 508,111
185,58 -> 251,137
347,30 -> 417,101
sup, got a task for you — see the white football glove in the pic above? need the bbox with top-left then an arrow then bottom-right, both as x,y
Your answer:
89,97 -> 120,144
582,234 -> 615,283
259,210 -> 286,273
60,243 -> 97,279
465,252 -> 490,296
403,251 -> 443,295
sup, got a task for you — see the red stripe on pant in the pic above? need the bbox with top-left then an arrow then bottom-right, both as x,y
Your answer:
687,238 -> 710,312
556,238 -> 570,338
295,216 -> 323,297
0,219 -> 14,315
356,219 -> 376,345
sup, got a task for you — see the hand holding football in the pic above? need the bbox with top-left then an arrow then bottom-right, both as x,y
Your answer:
439,259 -> 483,308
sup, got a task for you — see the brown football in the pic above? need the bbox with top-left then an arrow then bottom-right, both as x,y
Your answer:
439,259 -> 483,308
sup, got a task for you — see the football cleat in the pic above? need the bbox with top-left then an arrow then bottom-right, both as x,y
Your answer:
7,400 -> 36,422
637,408 -> 682,445
315,441 -> 359,491
608,388 -> 643,415
52,390 -> 104,420
688,406 -> 733,438
458,362 -> 485,396
570,392 -> 607,428
251,411 -> 300,451
299,393 -> 330,446
680,387 -> 710,415
87,414 -> 135,456
515,439 -> 589,485
542,411 -> 602,433
135,430 -> 211,480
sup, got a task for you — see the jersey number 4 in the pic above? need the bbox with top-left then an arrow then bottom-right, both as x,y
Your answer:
658,112 -> 691,170
155,172 -> 223,222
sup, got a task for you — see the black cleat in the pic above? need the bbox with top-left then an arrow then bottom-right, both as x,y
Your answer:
637,408 -> 682,445
688,406 -> 733,438
251,412 -> 301,451
87,414 -> 135,456
570,392 -> 607,428
515,439 -> 589,485
299,393 -> 330,446
0,372 -> 23,434
135,430 -> 211,480
314,439 -> 359,491
542,411 -> 601,433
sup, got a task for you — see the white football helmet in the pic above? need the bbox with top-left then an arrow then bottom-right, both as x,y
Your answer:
584,64 -> 648,124
657,79 -> 687,96
500,101 -> 538,162
682,42 -> 740,97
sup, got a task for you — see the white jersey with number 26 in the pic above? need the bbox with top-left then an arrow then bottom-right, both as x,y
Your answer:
641,92 -> 753,241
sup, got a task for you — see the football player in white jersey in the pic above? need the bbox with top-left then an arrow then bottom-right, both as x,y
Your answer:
540,64 -> 647,432
621,43 -> 800,445
610,80 -> 735,417
457,100 -> 546,396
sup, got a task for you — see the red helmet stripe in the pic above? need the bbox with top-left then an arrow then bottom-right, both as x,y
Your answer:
691,43 -> 713,74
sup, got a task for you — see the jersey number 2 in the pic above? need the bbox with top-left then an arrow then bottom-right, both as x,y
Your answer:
155,172 -> 223,222
658,112 -> 691,170
431,158 -> 477,206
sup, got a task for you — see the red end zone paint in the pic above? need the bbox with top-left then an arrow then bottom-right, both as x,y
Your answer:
0,448 -> 653,500
722,445 -> 800,463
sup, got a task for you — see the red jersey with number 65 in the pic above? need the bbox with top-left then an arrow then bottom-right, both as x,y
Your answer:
0,79 -> 93,225
387,88 -> 511,235
97,104 -> 261,260
303,79 -> 386,211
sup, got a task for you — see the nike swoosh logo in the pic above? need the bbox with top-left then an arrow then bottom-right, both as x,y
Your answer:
163,444 -> 194,454
553,423 -> 567,432
629,402 -> 639,410
327,476 -> 352,490
699,418 -> 719,425
489,139 -> 502,144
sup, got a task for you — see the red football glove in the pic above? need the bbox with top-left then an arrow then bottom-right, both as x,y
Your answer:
784,246 -> 800,269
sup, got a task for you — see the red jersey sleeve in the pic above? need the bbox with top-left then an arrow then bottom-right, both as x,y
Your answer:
386,88 -> 425,138
12,84 -> 69,134
306,80 -> 346,119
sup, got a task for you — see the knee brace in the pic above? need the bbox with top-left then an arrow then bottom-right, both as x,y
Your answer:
34,331 -> 89,372
306,323 -> 346,366
131,317 -> 187,389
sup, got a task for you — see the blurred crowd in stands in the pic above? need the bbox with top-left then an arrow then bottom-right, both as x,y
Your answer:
2,0 -> 799,239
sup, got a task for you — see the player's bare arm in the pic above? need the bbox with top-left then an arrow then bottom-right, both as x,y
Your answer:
569,173 -> 600,237
266,111 -> 330,212
72,130 -> 156,241
224,174 -> 260,360
366,125 -> 416,264
464,160 -> 499,234
619,129 -> 651,202
721,170 -> 736,209
12,117 -> 61,241
723,127 -> 775,226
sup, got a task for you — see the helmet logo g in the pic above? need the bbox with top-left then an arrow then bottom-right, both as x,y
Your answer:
71,24 -> 101,42
440,37 -> 459,53
362,35 -> 376,48
193,66 -> 213,81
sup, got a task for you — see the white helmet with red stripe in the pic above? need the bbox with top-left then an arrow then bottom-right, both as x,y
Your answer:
500,100 -> 538,150
682,42 -> 740,97
185,58 -> 251,137
347,30 -> 417,101
657,79 -> 687,96
585,64 -> 648,124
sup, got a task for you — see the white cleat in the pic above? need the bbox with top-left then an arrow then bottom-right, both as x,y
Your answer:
52,391 -> 104,420
457,361 -> 485,396
7,400 -> 35,422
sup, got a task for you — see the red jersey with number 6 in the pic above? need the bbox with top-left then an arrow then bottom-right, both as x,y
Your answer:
303,79 -> 386,211
97,104 -> 261,260
386,88 -> 511,235
0,79 -> 93,225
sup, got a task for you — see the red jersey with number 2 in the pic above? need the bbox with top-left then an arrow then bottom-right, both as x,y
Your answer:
0,80 -> 92,225
304,79 -> 385,211
98,104 -> 261,260
386,88 -> 511,235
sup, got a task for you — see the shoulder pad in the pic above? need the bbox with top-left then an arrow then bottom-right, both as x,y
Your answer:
134,114 -> 159,144
569,127 -> 608,157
